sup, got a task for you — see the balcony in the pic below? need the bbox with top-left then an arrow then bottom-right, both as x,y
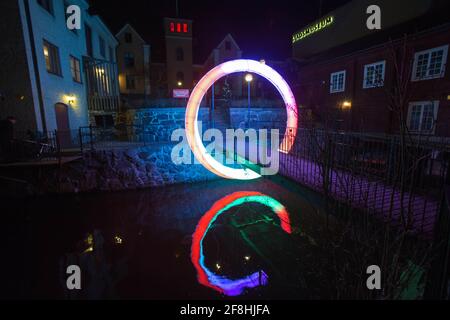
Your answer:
83,56 -> 120,112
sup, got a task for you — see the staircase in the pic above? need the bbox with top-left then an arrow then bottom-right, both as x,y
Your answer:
210,98 -> 232,134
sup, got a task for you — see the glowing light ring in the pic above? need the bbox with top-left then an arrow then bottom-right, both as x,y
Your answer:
191,191 -> 292,296
185,59 -> 298,180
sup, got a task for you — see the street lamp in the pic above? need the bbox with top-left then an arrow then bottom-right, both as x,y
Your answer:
245,73 -> 253,128
177,81 -> 183,87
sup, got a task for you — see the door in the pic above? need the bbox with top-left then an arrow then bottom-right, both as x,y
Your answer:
55,103 -> 71,149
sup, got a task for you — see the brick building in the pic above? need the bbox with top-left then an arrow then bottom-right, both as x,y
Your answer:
292,0 -> 450,138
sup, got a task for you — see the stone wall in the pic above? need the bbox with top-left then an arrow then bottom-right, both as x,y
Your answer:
125,108 -> 211,142
53,144 -> 219,194
229,107 -> 287,131
125,106 -> 287,134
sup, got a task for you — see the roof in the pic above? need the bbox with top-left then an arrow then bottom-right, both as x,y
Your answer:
203,33 -> 242,65
216,34 -> 241,51
116,24 -> 147,44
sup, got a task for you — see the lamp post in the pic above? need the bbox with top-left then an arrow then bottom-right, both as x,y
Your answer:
245,73 -> 253,128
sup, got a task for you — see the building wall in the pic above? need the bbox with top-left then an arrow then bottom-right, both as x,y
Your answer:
292,0 -> 433,59
149,62 -> 168,98
203,35 -> 243,99
0,0 -> 39,132
295,26 -> 450,136
164,18 -> 193,95
18,0 -> 117,133
116,25 -> 151,96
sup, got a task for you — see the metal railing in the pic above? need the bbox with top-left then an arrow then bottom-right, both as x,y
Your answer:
0,130 -> 61,163
78,124 -> 177,151
425,168 -> 450,299
277,128 -> 449,238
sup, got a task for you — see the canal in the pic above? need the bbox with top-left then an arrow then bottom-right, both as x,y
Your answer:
2,176 -> 339,300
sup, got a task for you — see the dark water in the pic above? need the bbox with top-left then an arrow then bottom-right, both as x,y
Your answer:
2,177 -> 329,300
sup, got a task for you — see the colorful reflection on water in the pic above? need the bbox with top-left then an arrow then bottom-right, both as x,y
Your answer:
191,191 -> 292,296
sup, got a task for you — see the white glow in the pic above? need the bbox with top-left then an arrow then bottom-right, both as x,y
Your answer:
185,59 -> 298,180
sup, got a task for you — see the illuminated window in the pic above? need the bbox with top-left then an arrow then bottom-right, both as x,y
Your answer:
330,70 -> 345,93
37,0 -> 53,15
183,23 -> 188,33
363,60 -> 385,88
170,22 -> 175,33
412,45 -> 448,81
407,101 -> 439,134
43,40 -> 61,76
177,23 -> 181,33
124,52 -> 135,68
176,47 -> 184,61
70,56 -> 82,83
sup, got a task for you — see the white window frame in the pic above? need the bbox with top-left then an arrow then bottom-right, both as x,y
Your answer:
411,45 -> 448,81
406,101 -> 439,135
363,60 -> 386,89
330,70 -> 346,93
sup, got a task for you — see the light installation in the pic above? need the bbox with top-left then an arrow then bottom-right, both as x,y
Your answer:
191,191 -> 292,296
185,59 -> 298,180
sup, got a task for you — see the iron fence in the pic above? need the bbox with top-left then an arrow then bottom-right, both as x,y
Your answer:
78,124 -> 176,151
0,130 -> 61,163
277,128 -> 449,238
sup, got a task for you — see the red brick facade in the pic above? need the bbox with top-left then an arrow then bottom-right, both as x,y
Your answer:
295,25 -> 450,137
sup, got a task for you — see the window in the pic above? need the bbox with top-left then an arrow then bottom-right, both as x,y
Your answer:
43,40 -> 61,75
412,45 -> 448,81
70,56 -> 82,83
124,52 -> 135,68
330,70 -> 346,93
176,71 -> 184,81
176,47 -> 184,61
85,24 -> 93,57
99,36 -> 106,58
225,41 -> 231,50
37,0 -> 53,14
363,60 -> 385,88
125,33 -> 132,43
126,75 -> 136,90
170,22 -> 188,33
407,101 -> 439,134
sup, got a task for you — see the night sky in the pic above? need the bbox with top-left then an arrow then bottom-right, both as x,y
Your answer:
91,0 -> 351,63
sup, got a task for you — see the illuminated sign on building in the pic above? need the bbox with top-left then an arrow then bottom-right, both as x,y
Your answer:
292,16 -> 334,43
173,89 -> 190,98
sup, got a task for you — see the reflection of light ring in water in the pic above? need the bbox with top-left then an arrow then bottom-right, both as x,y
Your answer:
191,191 -> 292,296
185,59 -> 298,180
